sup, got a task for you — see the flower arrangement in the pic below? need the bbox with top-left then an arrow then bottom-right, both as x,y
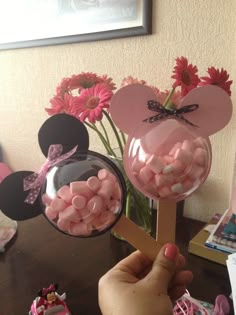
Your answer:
45,56 -> 232,235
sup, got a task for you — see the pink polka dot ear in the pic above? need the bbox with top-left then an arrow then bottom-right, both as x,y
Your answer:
110,84 -> 158,135
180,85 -> 232,136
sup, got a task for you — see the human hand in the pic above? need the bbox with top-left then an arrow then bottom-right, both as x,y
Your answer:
98,243 -> 193,315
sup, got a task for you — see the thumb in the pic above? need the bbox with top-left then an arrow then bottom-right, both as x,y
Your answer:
146,243 -> 178,291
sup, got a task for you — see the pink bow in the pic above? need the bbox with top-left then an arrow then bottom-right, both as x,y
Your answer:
24,144 -> 77,204
41,284 -> 56,296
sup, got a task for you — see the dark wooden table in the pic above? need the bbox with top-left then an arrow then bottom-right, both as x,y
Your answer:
0,215 -> 233,315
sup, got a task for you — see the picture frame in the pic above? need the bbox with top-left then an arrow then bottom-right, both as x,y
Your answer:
0,0 -> 152,51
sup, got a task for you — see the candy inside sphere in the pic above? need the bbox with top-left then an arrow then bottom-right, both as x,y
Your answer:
41,152 -> 125,237
124,119 -> 212,201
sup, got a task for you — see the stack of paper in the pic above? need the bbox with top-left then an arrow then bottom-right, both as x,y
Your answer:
227,253 -> 236,313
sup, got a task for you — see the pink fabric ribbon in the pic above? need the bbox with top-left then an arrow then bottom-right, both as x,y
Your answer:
24,144 -> 77,204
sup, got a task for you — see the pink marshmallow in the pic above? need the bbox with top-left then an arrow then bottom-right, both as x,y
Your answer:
45,206 -> 58,220
188,165 -> 204,180
193,137 -> 206,149
69,222 -> 92,236
174,148 -> 193,165
155,173 -> 175,187
87,195 -> 105,214
193,148 -> 207,166
42,194 -> 52,206
172,160 -> 186,175
163,164 -> 174,174
70,181 -> 93,199
162,155 -> 174,164
97,179 -> 115,200
171,183 -> 184,193
98,169 -> 116,182
97,211 -> 116,231
144,181 -> 158,196
59,205 -> 80,221
57,185 -> 74,203
72,195 -> 87,209
57,218 -> 70,232
90,215 -> 103,230
79,207 -> 96,224
109,199 -> 121,214
146,155 -> 165,174
182,178 -> 194,192
138,166 -> 154,184
87,176 -> 101,192
181,140 -> 195,152
71,216 -> 83,224
131,157 -> 145,172
158,186 -> 172,198
169,142 -> 181,156
112,183 -> 122,200
51,197 -> 67,212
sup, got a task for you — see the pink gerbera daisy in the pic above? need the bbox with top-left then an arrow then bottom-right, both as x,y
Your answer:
69,72 -> 101,92
149,85 -> 160,97
70,83 -> 113,123
45,93 -> 76,115
56,77 -> 71,97
172,56 -> 200,96
121,76 -> 146,87
199,67 -> 232,96
99,75 -> 116,91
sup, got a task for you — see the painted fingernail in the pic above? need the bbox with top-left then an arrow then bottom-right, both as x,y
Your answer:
164,243 -> 178,261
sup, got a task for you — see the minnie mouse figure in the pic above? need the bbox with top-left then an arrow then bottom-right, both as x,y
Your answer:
29,284 -> 71,315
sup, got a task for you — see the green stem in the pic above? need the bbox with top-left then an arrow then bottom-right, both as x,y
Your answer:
102,110 -> 124,157
100,120 -> 110,146
128,183 -> 151,229
163,87 -> 175,108
125,191 -> 131,218
84,121 -> 117,157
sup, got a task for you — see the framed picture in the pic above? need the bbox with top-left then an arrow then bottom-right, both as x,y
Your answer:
0,0 -> 152,50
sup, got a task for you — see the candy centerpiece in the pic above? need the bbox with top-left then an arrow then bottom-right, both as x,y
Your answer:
110,62 -> 233,245
0,113 -> 161,259
124,119 -> 212,201
42,152 -> 125,237
0,58 -> 233,260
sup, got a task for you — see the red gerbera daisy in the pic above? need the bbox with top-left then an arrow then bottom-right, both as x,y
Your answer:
70,83 -> 113,123
172,56 -> 200,96
199,67 -> 232,96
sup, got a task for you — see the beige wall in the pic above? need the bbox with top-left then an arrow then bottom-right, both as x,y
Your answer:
0,0 -> 235,221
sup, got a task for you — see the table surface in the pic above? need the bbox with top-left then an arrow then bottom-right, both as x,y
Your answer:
0,214 -> 233,315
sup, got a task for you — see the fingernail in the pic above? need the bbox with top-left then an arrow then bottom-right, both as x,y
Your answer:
164,243 -> 178,261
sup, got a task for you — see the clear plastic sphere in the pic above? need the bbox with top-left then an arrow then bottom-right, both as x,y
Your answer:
124,119 -> 212,201
41,151 -> 126,237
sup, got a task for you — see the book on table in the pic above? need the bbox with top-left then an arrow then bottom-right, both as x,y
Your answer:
205,208 -> 236,254
188,213 -> 229,265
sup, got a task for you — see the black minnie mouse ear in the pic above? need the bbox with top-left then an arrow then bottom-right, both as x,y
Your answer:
0,171 -> 42,220
38,113 -> 89,157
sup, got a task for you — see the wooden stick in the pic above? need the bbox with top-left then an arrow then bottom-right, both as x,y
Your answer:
156,199 -> 176,244
112,214 -> 162,261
